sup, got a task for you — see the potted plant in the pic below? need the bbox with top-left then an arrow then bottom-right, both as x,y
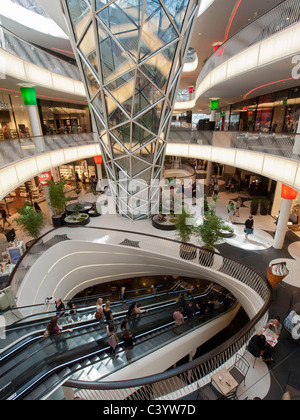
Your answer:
195,196 -> 228,266
250,199 -> 259,215
260,199 -> 270,215
73,202 -> 83,216
47,180 -> 71,228
174,208 -> 197,260
16,201 -> 46,248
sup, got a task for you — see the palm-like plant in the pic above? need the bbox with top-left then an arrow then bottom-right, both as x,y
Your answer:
16,201 -> 45,240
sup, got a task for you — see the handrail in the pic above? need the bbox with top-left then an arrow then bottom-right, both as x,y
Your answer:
198,0 -> 300,86
0,24 -> 80,80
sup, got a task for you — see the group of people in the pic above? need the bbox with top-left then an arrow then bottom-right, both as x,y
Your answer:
173,293 -> 232,335
95,297 -> 148,361
226,198 -> 242,223
248,316 -> 282,365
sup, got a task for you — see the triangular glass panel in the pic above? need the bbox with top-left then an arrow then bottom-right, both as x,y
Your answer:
97,0 -> 143,62
97,21 -> 134,83
131,123 -> 155,152
79,57 -> 100,100
139,0 -> 178,62
66,0 -> 91,42
163,0 -> 189,31
114,156 -> 131,175
140,42 -> 177,92
111,122 -> 131,150
96,0 -> 114,11
109,133 -> 130,159
91,91 -> 106,121
78,24 -> 99,74
133,139 -> 156,164
104,93 -> 130,128
105,71 -> 135,115
131,156 -> 151,177
132,165 -> 152,184
133,71 -> 163,115
135,103 -> 162,134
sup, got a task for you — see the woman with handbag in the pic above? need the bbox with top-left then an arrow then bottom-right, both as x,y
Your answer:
107,324 -> 119,359
95,298 -> 104,322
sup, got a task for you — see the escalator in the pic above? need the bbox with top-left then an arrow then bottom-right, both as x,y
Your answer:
0,287 -> 236,400
0,281 -> 202,353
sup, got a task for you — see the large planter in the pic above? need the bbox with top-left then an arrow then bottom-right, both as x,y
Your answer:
65,213 -> 90,227
199,249 -> 214,267
52,214 -> 65,229
152,214 -> 177,231
179,244 -> 197,260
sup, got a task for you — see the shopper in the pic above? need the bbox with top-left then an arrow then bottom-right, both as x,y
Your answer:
173,307 -> 184,335
46,298 -> 66,319
185,301 -> 195,327
244,215 -> 254,240
235,198 -> 242,217
213,183 -> 219,196
67,301 -> 77,322
226,201 -> 235,223
44,317 -> 73,351
107,324 -> 119,359
123,329 -> 136,361
95,298 -> 104,321
265,316 -> 282,336
103,300 -> 114,325
1,208 -> 11,232
34,201 -> 42,213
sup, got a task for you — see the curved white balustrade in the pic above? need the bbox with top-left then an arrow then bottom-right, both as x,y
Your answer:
0,136 -> 300,201
16,229 -> 265,321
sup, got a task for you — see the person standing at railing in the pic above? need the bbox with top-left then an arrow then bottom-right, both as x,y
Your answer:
122,329 -> 136,361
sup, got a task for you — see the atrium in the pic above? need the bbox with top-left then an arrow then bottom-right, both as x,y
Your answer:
0,0 -> 299,402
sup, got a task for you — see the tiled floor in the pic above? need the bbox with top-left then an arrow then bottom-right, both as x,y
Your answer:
2,180 -> 300,400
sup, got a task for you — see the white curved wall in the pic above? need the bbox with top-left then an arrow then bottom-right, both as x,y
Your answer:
17,238 -> 265,320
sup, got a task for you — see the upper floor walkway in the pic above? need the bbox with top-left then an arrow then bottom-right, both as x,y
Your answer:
0,129 -> 300,201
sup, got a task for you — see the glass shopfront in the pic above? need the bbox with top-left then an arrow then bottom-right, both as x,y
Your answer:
38,99 -> 91,135
0,93 -> 91,140
215,86 -> 300,133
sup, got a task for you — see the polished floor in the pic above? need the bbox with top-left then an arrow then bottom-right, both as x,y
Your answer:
1,181 -> 300,400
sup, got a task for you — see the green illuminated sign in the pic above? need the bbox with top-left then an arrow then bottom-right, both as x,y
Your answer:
210,99 -> 219,111
20,87 -> 37,106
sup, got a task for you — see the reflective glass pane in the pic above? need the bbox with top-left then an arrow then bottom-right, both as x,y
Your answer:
164,0 -> 189,31
105,93 -> 129,127
133,139 -> 156,163
111,122 -> 131,149
140,42 -> 177,92
97,21 -> 134,83
105,71 -> 135,114
132,123 -> 154,151
78,24 -> 99,74
140,0 -> 178,61
136,104 -> 162,134
79,57 -> 100,99
133,71 -> 163,115
67,0 -> 91,41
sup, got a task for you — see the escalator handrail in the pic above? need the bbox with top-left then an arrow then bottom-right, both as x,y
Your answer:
5,300 -> 238,400
0,287 -> 217,366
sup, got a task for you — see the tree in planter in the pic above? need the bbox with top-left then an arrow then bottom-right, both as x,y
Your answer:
195,197 -> 229,266
16,201 -> 45,243
47,180 -> 71,227
174,208 -> 197,260
250,199 -> 259,215
260,199 -> 270,215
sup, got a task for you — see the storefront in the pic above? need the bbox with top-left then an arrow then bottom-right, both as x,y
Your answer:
38,99 -> 91,135
214,86 -> 300,133
0,93 -> 91,140
0,94 -> 34,140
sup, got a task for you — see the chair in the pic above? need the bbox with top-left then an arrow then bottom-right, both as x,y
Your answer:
245,340 -> 261,368
229,355 -> 250,387
197,383 -> 222,400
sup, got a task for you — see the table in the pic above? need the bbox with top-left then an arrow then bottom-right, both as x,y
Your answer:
211,367 -> 239,396
260,328 -> 279,348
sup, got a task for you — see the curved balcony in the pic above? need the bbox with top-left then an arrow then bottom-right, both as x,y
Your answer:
175,0 -> 300,109
1,130 -> 300,202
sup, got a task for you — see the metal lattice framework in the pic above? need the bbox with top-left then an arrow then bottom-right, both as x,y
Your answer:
62,0 -> 199,219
